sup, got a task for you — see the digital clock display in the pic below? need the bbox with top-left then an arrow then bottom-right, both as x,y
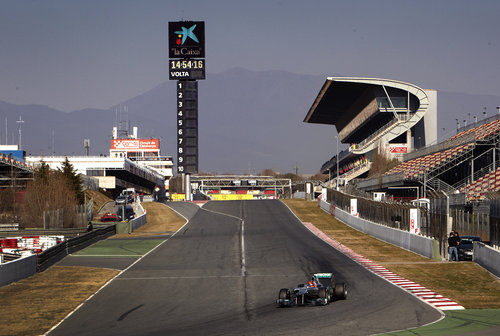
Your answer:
169,59 -> 205,80
170,59 -> 204,70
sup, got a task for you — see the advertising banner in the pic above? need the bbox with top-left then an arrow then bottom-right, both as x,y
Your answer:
350,199 -> 358,217
98,176 -> 116,189
389,144 -> 408,154
212,194 -> 253,201
168,21 -> 205,58
111,139 -> 159,150
409,208 -> 421,235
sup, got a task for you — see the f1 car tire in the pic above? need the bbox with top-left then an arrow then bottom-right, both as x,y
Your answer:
334,283 -> 347,300
279,288 -> 290,300
318,287 -> 329,305
318,287 -> 327,299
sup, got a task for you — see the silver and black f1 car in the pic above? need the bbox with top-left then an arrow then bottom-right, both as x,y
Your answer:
277,273 -> 347,307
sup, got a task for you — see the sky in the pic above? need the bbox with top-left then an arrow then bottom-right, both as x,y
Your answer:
1,0 -> 499,112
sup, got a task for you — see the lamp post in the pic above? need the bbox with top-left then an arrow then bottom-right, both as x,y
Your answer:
16,116 -> 24,150
335,135 -> 339,191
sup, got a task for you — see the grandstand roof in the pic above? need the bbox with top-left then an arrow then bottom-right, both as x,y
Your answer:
304,77 -> 433,154
304,77 -> 422,125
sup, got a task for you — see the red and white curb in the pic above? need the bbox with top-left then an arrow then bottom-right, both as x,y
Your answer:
303,222 -> 464,311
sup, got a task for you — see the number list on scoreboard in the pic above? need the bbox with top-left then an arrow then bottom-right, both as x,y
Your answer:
176,81 -> 198,174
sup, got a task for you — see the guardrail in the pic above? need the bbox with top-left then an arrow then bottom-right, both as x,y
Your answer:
37,225 -> 116,272
0,224 -> 116,287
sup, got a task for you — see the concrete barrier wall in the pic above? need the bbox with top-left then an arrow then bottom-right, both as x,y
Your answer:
474,242 -> 500,278
0,255 -> 37,287
318,198 -> 437,259
130,212 -> 147,232
319,198 -> 330,213
293,192 -> 306,199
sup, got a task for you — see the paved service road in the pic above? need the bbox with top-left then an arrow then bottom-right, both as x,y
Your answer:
49,200 -> 441,336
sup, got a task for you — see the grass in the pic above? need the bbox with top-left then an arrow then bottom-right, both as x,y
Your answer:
72,238 -> 164,256
0,201 -> 186,336
283,199 -> 500,309
0,266 -> 118,336
85,189 -> 113,220
383,309 -> 500,335
111,202 -> 186,238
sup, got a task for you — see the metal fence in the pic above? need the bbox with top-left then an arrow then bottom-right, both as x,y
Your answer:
451,209 -> 490,241
43,201 -> 93,229
326,188 -> 426,232
487,199 -> 500,248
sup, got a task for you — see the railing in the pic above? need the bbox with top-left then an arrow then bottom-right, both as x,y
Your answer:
354,118 -> 401,150
446,160 -> 500,194
456,114 -> 500,134
426,178 -> 455,195
37,224 -> 116,272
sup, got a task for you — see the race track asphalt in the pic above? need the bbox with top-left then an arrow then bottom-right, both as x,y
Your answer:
49,200 -> 441,336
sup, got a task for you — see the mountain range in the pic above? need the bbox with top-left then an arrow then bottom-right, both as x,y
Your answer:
0,68 -> 499,174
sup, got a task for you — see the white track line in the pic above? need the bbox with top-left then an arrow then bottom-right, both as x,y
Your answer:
44,203 -> 190,336
70,255 -> 143,257
303,221 -> 464,311
198,205 -> 246,277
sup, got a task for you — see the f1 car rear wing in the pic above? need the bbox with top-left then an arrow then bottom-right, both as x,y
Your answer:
314,273 -> 333,278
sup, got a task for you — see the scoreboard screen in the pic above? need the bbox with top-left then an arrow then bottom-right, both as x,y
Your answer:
168,21 -> 205,175
177,81 -> 198,174
169,59 -> 205,80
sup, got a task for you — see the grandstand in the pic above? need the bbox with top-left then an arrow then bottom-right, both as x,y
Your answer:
304,76 -> 500,205
0,146 -> 34,189
305,77 -> 437,187
356,115 -> 500,202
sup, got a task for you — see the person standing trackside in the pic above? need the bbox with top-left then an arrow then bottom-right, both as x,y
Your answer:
448,231 -> 460,261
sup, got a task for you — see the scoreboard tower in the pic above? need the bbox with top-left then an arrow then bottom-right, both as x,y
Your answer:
168,21 -> 205,178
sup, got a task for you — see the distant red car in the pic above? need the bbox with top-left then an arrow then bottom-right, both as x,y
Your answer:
100,213 -> 120,222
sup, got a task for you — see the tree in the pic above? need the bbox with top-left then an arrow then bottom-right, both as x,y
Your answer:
309,172 -> 328,182
59,157 -> 85,204
169,176 -> 183,194
260,169 -> 277,176
368,151 -> 400,178
20,171 -> 78,228
35,160 -> 51,181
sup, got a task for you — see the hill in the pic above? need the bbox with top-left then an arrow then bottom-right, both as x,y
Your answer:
1,68 -> 499,173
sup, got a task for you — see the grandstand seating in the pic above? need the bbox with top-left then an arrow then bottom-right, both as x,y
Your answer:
381,118 -> 500,201
450,119 -> 500,142
461,166 -> 500,201
0,153 -> 33,171
385,143 -> 474,179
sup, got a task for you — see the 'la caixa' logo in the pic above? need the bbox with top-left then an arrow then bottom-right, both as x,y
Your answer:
169,21 -> 205,58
